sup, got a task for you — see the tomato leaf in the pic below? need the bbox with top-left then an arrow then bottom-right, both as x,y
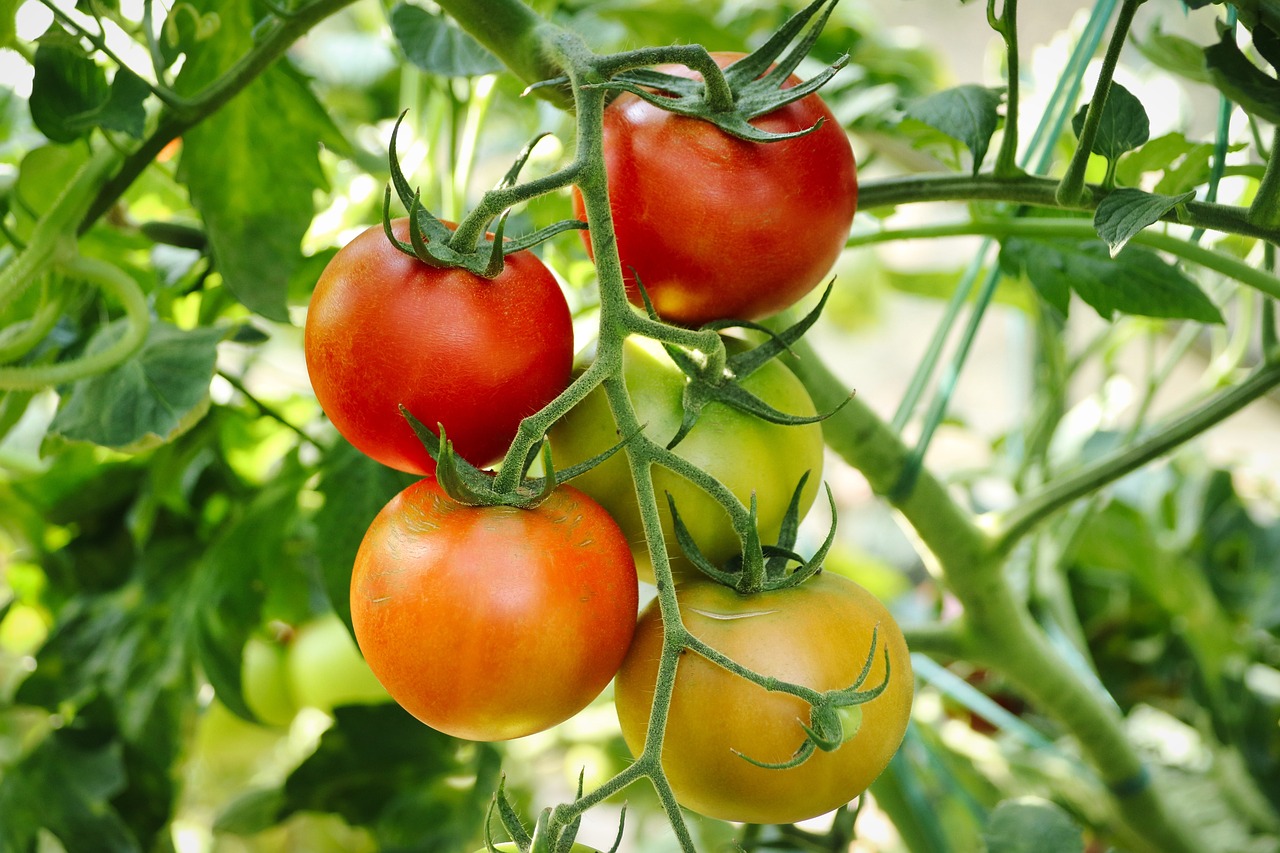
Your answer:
983,799 -> 1084,853
29,32 -> 111,143
904,84 -> 1004,175
174,0 -> 340,322
1093,188 -> 1194,256
999,238 -> 1223,324
390,3 -> 502,77
1133,23 -> 1212,85
45,321 -> 223,452
1070,81 -> 1149,162
313,442 -> 416,629
0,733 -> 140,853
1203,21 -> 1280,125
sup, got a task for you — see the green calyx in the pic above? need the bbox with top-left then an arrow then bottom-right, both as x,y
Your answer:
644,281 -> 849,451
584,0 -> 846,142
383,113 -> 585,277
669,472 -> 839,594
480,774 -> 625,853
732,627 -> 891,772
400,406 -> 637,509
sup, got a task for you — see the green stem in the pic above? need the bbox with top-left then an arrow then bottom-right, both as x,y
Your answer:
1056,0 -> 1139,206
989,0 -> 1020,177
856,173 -> 1280,244
0,254 -> 150,390
1,145 -> 121,316
786,337 -> 1208,853
1249,126 -> 1280,228
846,217 -> 1280,301
0,283 -> 67,364
994,359 -> 1280,553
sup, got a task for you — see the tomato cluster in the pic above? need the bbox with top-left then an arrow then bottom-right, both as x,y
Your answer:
301,47 -> 909,833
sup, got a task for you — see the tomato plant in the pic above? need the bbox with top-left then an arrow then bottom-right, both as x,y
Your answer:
549,336 -> 824,580
305,218 -> 574,475
350,477 -> 639,741
614,574 -> 913,825
286,612 -> 391,712
573,51 -> 858,326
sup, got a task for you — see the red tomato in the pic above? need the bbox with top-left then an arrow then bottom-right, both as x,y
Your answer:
305,219 -> 573,475
574,52 -> 858,326
350,477 -> 639,741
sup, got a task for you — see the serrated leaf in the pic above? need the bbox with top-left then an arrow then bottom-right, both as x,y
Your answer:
983,798 -> 1084,853
175,0 -> 336,321
1094,188 -> 1194,256
46,321 -> 222,451
1203,23 -> 1280,125
904,84 -> 1003,175
29,33 -> 110,143
1071,81 -> 1150,161
390,3 -> 502,77
1001,237 -> 1223,324
313,442 -> 416,629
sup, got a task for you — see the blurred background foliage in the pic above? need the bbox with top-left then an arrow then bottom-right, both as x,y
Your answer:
1,0 -> 1279,851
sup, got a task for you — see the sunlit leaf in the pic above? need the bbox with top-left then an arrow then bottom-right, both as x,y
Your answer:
1070,82 -> 1149,161
46,321 -> 223,452
390,3 -> 502,77
1093,188 -> 1194,256
904,84 -> 1003,174
983,799 -> 1084,853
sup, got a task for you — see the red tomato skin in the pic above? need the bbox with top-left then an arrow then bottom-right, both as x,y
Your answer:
574,52 -> 857,326
350,478 -> 639,741
305,219 -> 573,475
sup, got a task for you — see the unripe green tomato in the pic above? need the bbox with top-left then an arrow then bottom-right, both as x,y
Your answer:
286,613 -> 391,712
549,336 -> 824,583
242,634 -> 298,727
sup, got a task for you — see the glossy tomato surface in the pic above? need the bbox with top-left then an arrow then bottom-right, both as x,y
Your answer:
614,574 -> 913,824
574,52 -> 857,326
549,336 -> 824,582
351,477 -> 639,741
305,219 -> 573,475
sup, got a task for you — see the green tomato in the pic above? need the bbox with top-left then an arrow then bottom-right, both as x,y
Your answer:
242,633 -> 298,727
549,335 -> 824,582
286,613 -> 391,712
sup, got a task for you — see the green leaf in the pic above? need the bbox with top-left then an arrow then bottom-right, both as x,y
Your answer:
29,32 -> 110,143
98,68 -> 151,139
0,733 -> 141,853
1070,82 -> 1149,161
904,85 -> 1003,175
313,442 -> 416,629
46,321 -> 223,452
983,798 -> 1084,853
390,3 -> 502,77
175,0 -> 336,321
0,0 -> 18,48
1133,23 -> 1212,84
1000,238 -> 1223,324
1203,22 -> 1280,125
1093,188 -> 1194,256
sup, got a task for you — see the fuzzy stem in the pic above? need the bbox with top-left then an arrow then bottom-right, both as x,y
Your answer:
1055,0 -> 1140,206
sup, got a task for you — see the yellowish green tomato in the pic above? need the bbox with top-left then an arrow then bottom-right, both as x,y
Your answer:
242,633 -> 298,727
549,336 -> 824,582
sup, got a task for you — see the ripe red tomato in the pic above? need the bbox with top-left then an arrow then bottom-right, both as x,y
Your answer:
350,477 -> 639,741
305,218 -> 573,475
549,336 -> 824,583
614,575 -> 913,825
574,52 -> 858,326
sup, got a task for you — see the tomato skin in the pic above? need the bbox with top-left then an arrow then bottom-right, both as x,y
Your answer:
614,575 -> 913,825
350,477 -> 639,741
574,52 -> 857,326
305,219 -> 573,475
549,336 -> 824,582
